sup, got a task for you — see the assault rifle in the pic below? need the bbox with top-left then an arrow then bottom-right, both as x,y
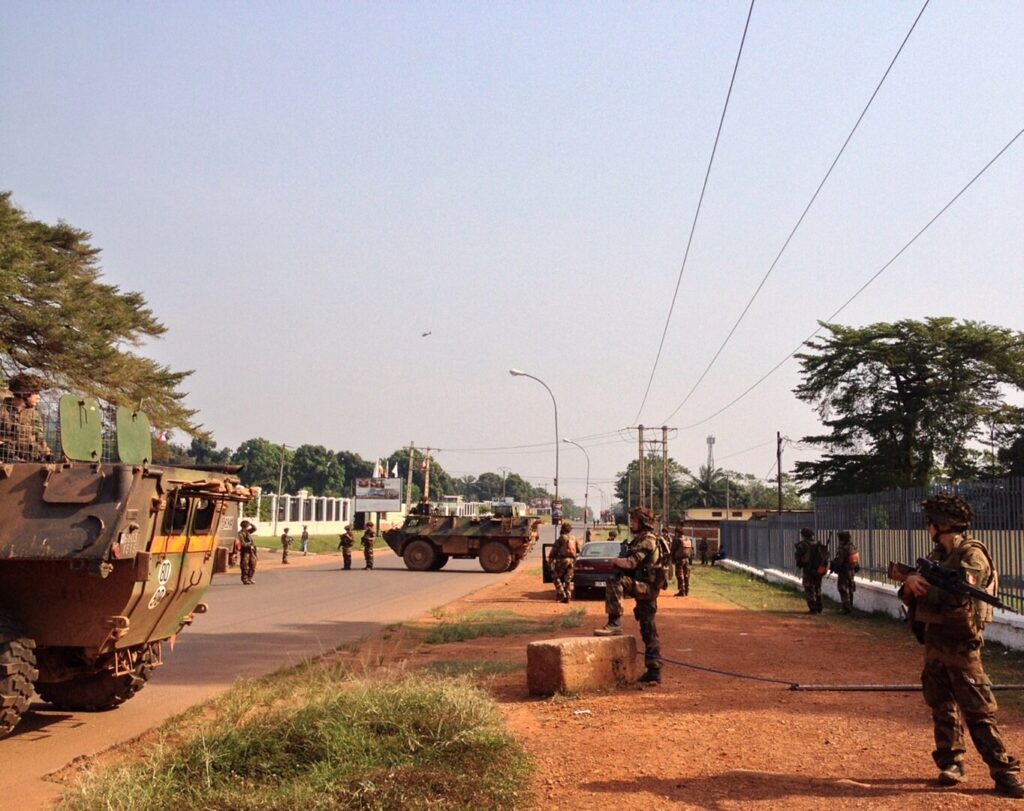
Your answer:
888,558 -> 1011,611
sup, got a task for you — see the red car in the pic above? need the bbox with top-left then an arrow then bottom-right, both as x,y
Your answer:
573,540 -> 628,597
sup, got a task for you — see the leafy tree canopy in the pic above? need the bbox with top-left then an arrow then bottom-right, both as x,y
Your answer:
0,192 -> 199,432
793,318 -> 1024,495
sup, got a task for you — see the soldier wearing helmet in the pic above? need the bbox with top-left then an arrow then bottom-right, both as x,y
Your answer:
671,522 -> 694,597
829,530 -> 860,614
0,373 -> 52,462
237,520 -> 258,585
338,524 -> 356,570
794,527 -> 828,614
594,506 -> 664,685
900,494 -> 1023,798
547,521 -> 579,603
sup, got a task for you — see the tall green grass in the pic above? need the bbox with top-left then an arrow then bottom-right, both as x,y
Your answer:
60,668 -> 531,811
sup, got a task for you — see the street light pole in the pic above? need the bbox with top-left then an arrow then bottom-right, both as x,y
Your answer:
509,369 -> 559,502
273,443 -> 291,537
562,438 -> 590,527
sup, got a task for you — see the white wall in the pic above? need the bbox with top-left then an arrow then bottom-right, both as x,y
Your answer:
721,559 -> 1024,651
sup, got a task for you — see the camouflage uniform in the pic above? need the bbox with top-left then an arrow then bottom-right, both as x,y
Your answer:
548,524 -> 579,603
831,531 -> 859,614
280,529 -> 293,564
362,525 -> 376,569
794,528 -> 827,614
0,374 -> 52,462
338,527 -> 355,570
697,538 -> 709,566
238,523 -> 258,584
901,495 -> 1022,796
671,531 -> 692,597
596,507 -> 663,683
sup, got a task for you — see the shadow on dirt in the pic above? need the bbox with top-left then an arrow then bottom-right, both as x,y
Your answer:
583,770 -> 989,807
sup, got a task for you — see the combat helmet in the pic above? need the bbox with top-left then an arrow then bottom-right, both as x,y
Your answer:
837,530 -> 851,542
922,494 -> 974,529
629,506 -> 656,530
559,521 -> 572,534
240,519 -> 255,530
799,527 -> 814,539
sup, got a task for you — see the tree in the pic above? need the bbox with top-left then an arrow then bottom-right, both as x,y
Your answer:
334,451 -> 373,496
503,473 -> 535,502
190,437 -> 231,466
0,193 -> 199,432
793,318 -> 1024,494
473,472 -> 505,501
232,438 -> 290,491
291,444 -> 345,496
613,457 -> 690,522
680,465 -> 729,508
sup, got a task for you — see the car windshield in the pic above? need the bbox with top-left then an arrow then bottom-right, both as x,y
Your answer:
580,542 -> 623,558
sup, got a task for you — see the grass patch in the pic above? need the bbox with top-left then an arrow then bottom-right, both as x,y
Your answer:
421,660 -> 525,678
558,606 -> 586,628
423,609 -> 554,644
60,667 -> 531,811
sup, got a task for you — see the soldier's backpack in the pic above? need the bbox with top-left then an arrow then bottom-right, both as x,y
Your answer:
649,533 -> 672,590
810,542 -> 829,576
962,539 -> 999,629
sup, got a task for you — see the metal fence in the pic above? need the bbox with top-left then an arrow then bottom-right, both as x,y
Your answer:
721,476 -> 1024,611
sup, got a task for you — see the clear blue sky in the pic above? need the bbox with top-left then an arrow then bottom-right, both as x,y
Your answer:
2,1 -> 1022,504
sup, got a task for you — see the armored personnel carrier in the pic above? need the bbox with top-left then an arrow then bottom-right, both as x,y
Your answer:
0,394 -> 252,737
383,502 -> 540,573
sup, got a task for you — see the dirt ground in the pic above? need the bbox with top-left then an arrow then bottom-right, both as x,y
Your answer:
382,563 -> 1024,811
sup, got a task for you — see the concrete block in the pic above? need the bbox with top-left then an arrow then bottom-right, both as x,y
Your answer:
527,635 -> 641,695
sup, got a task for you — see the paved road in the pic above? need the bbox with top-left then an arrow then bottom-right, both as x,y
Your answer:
1,529 -> 554,808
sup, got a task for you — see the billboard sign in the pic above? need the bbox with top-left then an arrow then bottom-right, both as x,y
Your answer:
355,477 -> 403,513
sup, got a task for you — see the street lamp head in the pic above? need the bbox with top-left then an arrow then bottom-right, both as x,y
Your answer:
509,368 -> 525,377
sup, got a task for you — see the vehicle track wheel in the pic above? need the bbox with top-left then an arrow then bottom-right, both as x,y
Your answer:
37,645 -> 156,712
403,539 -> 438,571
479,541 -> 512,573
0,616 -> 37,738
429,554 -> 450,571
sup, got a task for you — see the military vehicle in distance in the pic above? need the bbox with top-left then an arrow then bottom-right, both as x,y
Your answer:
383,501 -> 540,573
0,394 -> 252,737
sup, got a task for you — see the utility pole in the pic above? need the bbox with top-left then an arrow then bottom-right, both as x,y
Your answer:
637,425 -> 645,509
498,466 -> 511,499
776,431 -> 783,515
423,448 -> 433,501
661,425 -> 669,525
405,441 -> 416,509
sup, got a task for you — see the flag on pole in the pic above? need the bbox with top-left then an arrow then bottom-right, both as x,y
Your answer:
391,463 -> 398,477
373,459 -> 382,477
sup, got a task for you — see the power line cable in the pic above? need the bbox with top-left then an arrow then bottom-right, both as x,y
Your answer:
678,125 -> 1024,431
633,0 -> 756,424
663,0 -> 931,424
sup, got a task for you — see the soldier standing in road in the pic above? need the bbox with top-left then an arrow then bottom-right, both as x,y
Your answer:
338,525 -> 355,570
238,520 -> 258,585
548,521 -> 580,603
362,520 -> 376,569
794,527 -> 828,614
595,506 -> 665,685
301,525 -> 310,555
280,527 -> 293,564
831,530 -> 860,614
671,524 -> 693,597
899,495 -> 1023,798
0,373 -> 52,462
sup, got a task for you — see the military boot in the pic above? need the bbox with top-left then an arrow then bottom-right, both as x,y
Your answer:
638,669 -> 662,685
994,773 -> 1024,798
938,763 -> 966,786
594,619 -> 623,637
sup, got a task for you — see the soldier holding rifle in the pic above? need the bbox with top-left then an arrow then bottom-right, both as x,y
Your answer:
892,494 -> 1023,798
